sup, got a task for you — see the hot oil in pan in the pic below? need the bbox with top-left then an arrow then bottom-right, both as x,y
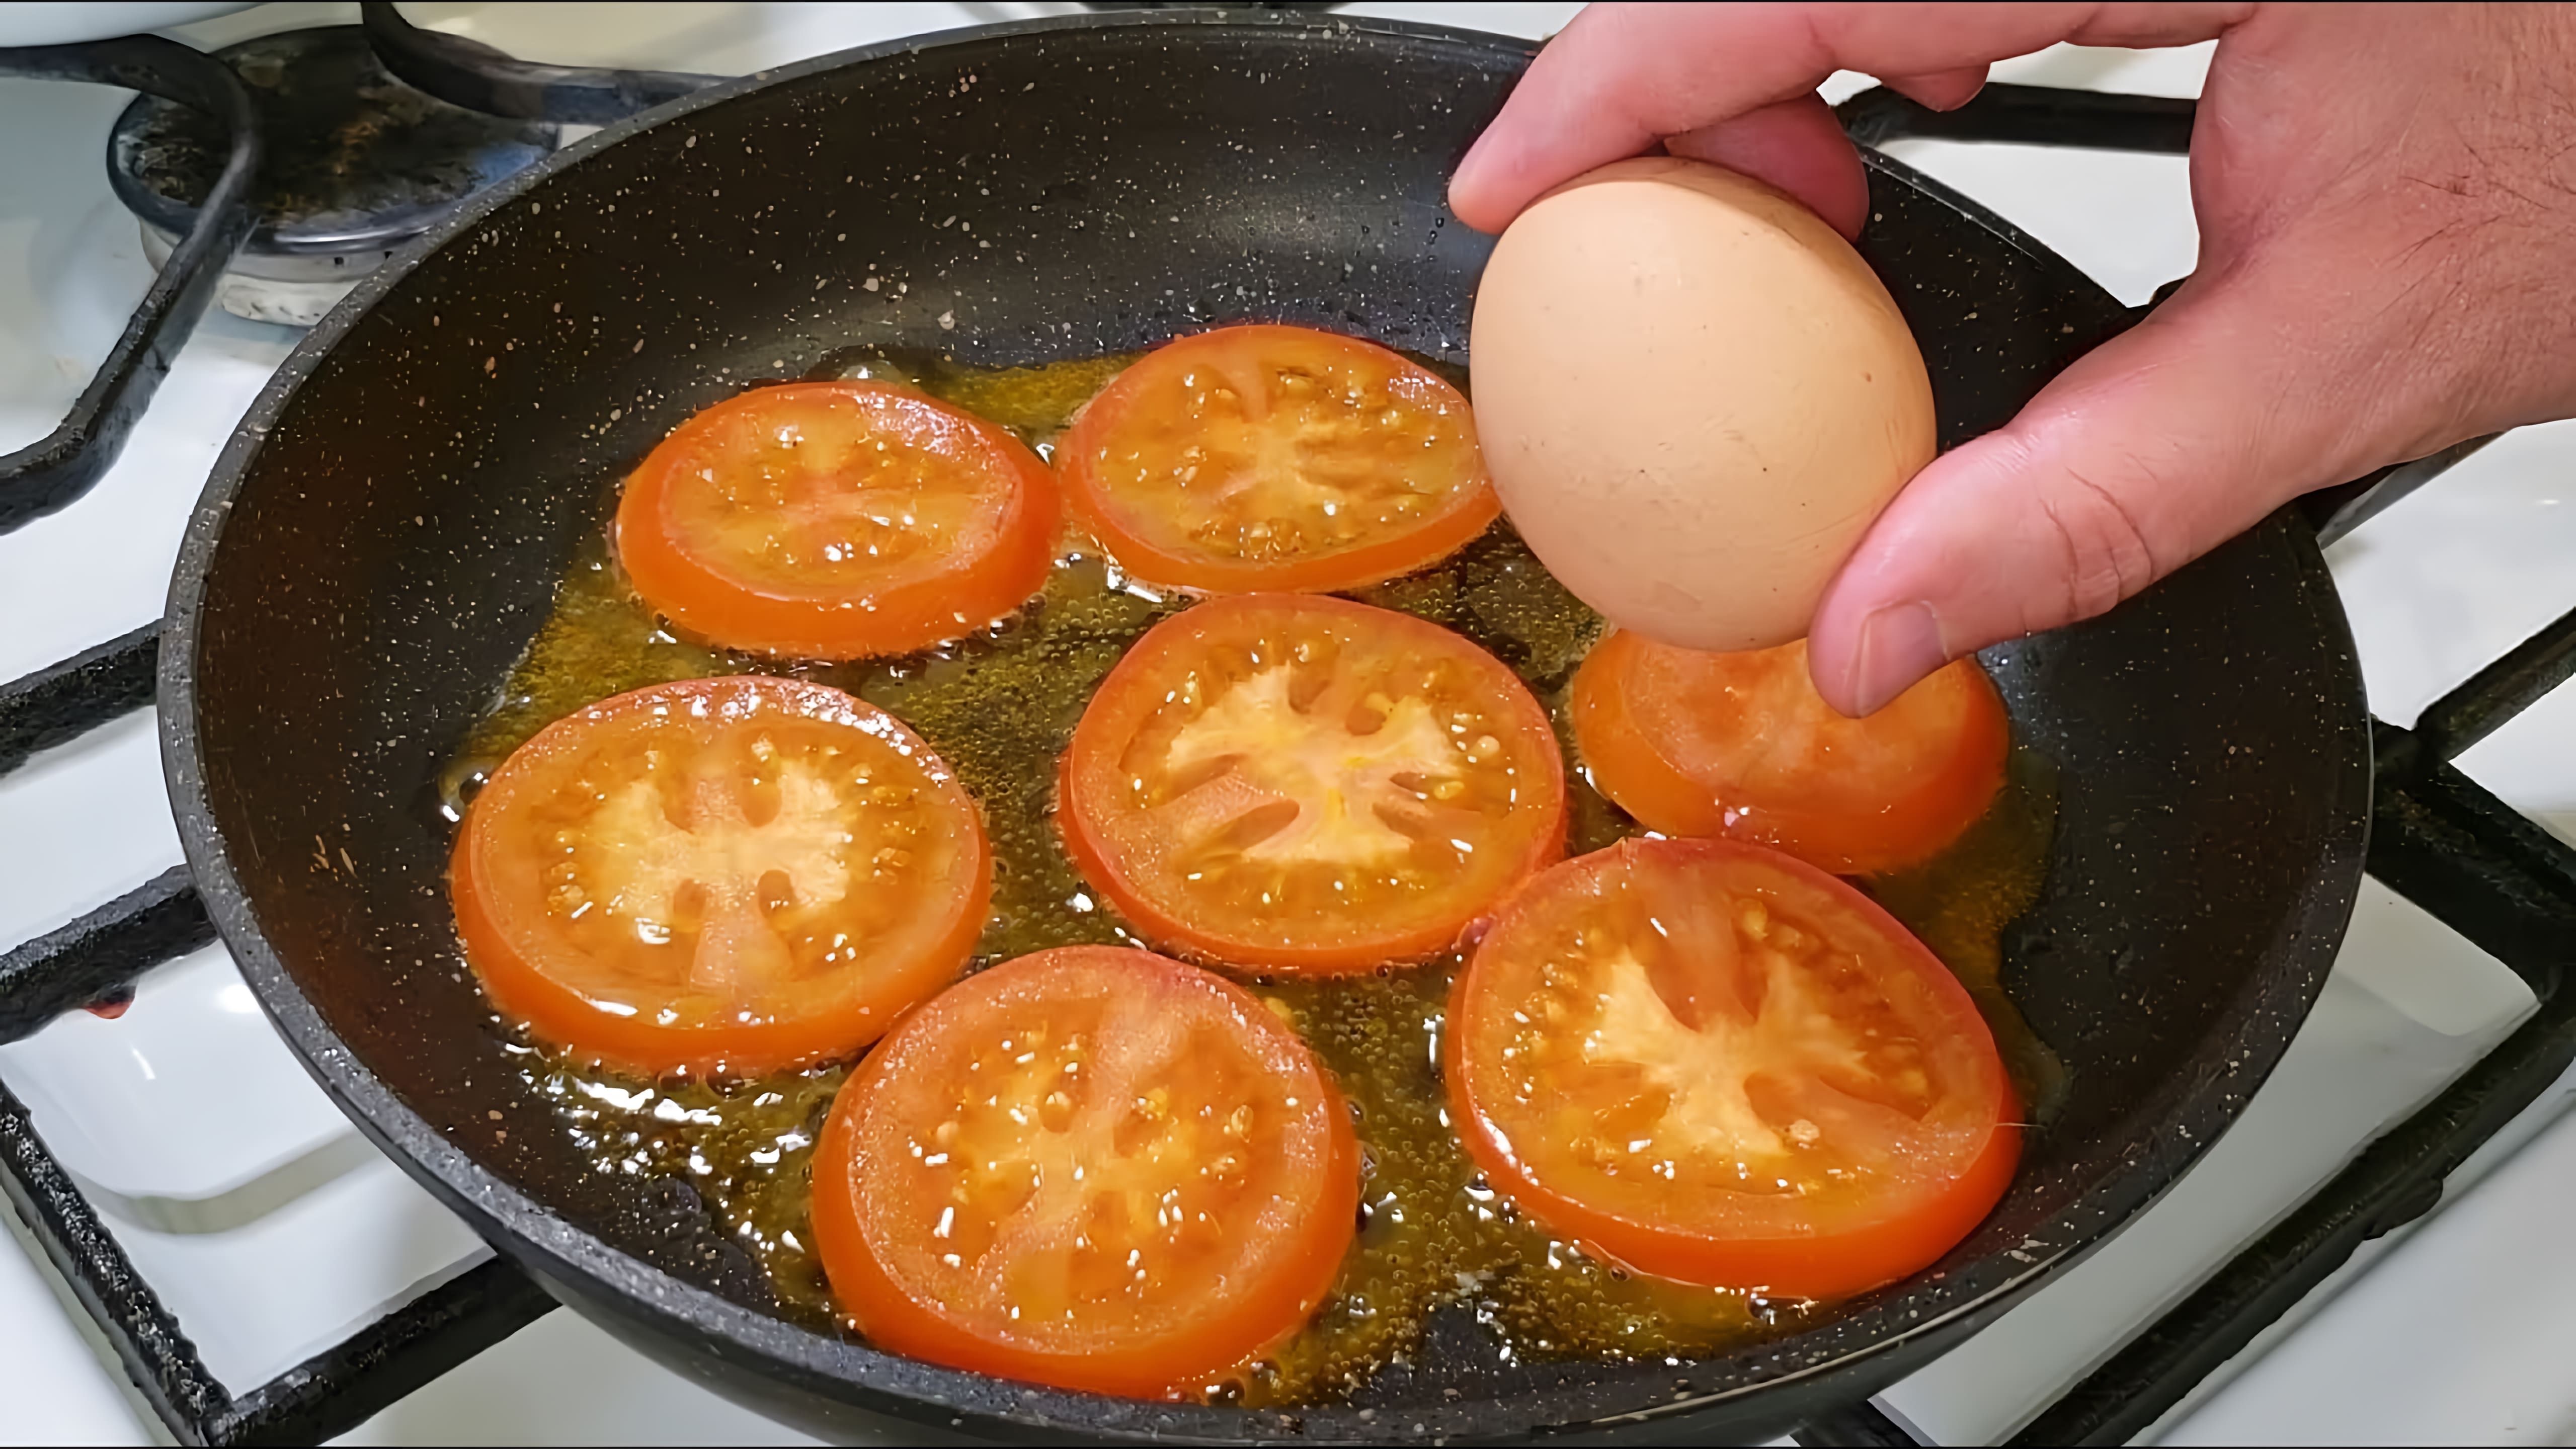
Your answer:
446,348 -> 2061,1405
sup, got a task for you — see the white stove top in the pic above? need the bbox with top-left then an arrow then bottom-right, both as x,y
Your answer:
1,5 -> 2570,1444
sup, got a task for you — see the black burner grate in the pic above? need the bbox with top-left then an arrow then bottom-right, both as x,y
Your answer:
0,38 -> 258,535
0,632 -> 566,1443
0,57 -> 2571,1449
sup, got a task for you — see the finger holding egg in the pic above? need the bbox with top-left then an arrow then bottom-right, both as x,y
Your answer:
1469,156 -> 1935,665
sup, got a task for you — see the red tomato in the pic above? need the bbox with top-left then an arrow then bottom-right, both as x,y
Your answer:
1446,837 -> 2019,1299
1059,594 -> 1565,975
1056,325 -> 1499,593
811,946 -> 1358,1398
450,677 -> 990,1077
1572,632 -> 2007,875
616,381 -> 1059,659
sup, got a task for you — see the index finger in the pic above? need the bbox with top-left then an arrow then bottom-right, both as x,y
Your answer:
1450,2 -> 2249,233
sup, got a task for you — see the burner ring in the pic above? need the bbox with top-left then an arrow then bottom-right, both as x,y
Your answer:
110,24 -> 556,321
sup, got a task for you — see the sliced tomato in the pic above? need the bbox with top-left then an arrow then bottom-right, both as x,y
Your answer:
1059,594 -> 1564,974
450,677 -> 991,1077
1573,632 -> 2008,876
1056,325 -> 1498,593
1447,837 -> 2018,1300
616,381 -> 1059,659
811,946 -> 1358,1398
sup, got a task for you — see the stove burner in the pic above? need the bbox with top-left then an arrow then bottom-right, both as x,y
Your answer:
108,26 -> 555,327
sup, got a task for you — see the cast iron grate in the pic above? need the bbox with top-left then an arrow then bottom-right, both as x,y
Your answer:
0,37 -> 258,535
0,53 -> 2572,1448
0,617 -> 565,1445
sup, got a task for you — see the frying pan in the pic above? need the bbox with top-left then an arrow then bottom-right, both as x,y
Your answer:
158,10 -> 2368,1443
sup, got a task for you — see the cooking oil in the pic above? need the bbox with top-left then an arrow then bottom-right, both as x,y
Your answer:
452,347 -> 2060,1403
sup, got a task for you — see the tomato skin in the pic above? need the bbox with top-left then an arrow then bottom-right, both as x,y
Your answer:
616,380 -> 1059,660
450,677 -> 991,1078
1573,632 -> 2007,875
1058,594 -> 1565,975
1057,325 -> 1500,594
1446,837 -> 2018,1300
810,946 -> 1359,1398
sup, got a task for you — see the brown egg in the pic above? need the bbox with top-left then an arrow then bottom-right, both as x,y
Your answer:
1469,156 -> 1936,652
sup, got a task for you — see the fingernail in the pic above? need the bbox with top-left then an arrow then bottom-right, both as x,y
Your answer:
1848,601 -> 1950,716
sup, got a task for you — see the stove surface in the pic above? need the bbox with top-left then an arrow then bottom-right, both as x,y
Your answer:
1,5 -> 2571,1445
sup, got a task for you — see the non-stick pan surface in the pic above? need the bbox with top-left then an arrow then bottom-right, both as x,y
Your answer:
160,11 -> 2368,1443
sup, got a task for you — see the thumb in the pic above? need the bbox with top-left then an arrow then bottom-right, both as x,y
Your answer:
1805,275 -> 2380,717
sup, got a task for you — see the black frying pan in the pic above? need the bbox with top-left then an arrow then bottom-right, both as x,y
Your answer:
158,12 -> 2367,1443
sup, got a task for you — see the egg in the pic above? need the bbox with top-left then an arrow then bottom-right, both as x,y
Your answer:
1469,156 -> 1936,653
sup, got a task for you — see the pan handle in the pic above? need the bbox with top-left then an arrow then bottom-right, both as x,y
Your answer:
359,1 -> 718,126
2298,436 -> 2500,548
1838,82 -> 2193,153
1843,82 -> 2498,544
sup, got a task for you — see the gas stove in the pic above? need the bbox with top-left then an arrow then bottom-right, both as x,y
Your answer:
2,5 -> 2572,1444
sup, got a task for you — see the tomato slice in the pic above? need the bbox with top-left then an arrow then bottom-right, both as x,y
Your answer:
450,677 -> 991,1077
616,381 -> 1059,659
1056,325 -> 1499,593
1572,632 -> 2008,876
811,946 -> 1358,1398
1059,594 -> 1565,974
1446,837 -> 2018,1299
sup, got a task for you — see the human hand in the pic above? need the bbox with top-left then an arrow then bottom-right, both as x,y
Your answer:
1453,3 -> 2576,715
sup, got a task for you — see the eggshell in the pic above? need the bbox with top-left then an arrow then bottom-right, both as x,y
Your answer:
1469,156 -> 1936,652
